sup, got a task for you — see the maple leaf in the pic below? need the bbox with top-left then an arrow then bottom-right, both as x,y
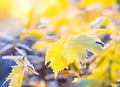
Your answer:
63,34 -> 104,63
45,42 -> 68,77
46,34 -> 103,77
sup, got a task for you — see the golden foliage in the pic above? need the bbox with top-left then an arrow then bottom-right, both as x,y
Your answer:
86,39 -> 120,86
63,34 -> 103,62
2,0 -> 120,86
46,33 -> 103,77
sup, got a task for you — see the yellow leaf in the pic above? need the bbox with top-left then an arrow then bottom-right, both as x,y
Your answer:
45,43 -> 68,77
46,34 -> 103,77
80,0 -> 116,8
86,40 -> 120,86
63,34 -> 103,63
20,30 -> 46,39
3,59 -> 25,87
3,55 -> 39,87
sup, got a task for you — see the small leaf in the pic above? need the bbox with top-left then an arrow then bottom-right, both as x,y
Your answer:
3,55 -> 39,87
3,59 -> 25,87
